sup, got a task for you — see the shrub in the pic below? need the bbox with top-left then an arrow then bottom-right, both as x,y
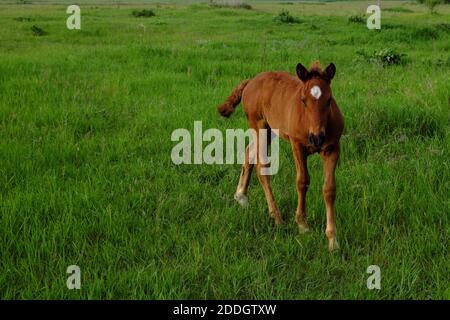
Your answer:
273,10 -> 300,24
31,25 -> 46,36
372,48 -> 406,66
132,9 -> 156,18
348,15 -> 365,23
209,1 -> 252,9
237,3 -> 252,10
357,48 -> 406,67
13,16 -> 33,22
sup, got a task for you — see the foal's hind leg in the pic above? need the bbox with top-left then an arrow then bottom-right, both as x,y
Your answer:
234,143 -> 255,207
253,122 -> 283,225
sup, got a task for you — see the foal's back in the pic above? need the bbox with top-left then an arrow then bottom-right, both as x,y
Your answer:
241,71 -> 303,136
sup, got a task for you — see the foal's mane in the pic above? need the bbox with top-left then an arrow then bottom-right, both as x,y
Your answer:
305,61 -> 330,82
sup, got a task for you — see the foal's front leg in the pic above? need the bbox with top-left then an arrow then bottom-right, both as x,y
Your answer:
321,144 -> 340,251
290,140 -> 310,233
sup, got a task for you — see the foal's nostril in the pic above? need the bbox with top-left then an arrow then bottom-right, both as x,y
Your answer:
308,133 -> 314,146
308,132 -> 325,148
317,132 -> 325,147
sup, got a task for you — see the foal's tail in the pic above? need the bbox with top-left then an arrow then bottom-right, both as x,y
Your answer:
217,79 -> 250,118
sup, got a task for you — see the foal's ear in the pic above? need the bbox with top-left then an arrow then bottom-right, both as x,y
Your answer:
296,63 -> 309,82
325,63 -> 336,81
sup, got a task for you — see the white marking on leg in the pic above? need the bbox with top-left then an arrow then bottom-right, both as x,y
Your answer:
234,192 -> 249,207
310,86 -> 322,100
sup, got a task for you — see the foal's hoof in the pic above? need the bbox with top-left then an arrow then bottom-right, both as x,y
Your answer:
274,217 -> 284,225
270,211 -> 284,225
328,238 -> 340,252
234,193 -> 248,207
298,223 -> 310,234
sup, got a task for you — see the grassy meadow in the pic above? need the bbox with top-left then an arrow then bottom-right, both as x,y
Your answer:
0,1 -> 449,299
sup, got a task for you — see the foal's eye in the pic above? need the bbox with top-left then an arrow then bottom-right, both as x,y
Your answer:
301,97 -> 307,106
328,98 -> 332,106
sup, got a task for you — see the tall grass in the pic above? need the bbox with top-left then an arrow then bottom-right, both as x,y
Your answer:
0,1 -> 449,299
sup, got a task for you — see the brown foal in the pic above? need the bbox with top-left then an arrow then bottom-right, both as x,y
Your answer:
217,61 -> 344,251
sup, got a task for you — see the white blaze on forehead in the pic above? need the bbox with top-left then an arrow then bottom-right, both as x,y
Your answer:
310,86 -> 322,100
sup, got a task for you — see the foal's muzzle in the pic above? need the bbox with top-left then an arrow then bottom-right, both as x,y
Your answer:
308,132 -> 326,149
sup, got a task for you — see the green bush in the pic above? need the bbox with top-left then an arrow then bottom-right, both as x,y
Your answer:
209,1 -> 252,9
373,48 -> 406,66
348,15 -> 365,23
357,48 -> 406,67
13,16 -> 33,22
273,10 -> 300,24
132,9 -> 156,18
31,25 -> 47,36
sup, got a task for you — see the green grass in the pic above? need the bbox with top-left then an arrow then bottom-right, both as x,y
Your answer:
0,1 -> 449,299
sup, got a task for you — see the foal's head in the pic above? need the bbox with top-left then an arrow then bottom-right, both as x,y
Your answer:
296,61 -> 336,149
